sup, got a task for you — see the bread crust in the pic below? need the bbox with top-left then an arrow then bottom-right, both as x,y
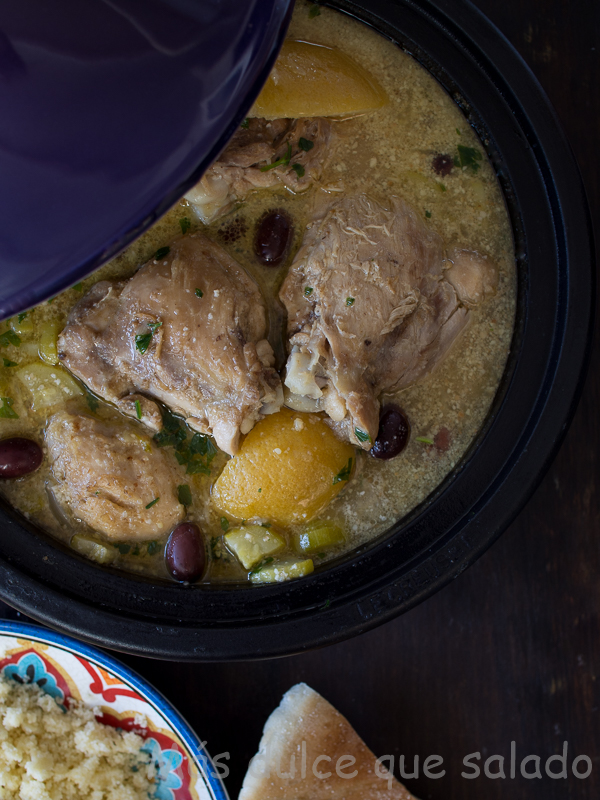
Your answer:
239,683 -> 419,800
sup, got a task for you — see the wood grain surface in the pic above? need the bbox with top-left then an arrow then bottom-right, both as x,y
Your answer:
2,1 -> 598,798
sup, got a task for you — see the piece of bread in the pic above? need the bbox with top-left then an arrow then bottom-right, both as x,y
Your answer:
239,683 -> 419,800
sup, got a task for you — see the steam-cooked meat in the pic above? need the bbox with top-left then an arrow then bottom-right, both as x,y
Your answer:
185,117 -> 332,223
45,411 -> 184,541
280,194 -> 497,448
58,235 -> 283,455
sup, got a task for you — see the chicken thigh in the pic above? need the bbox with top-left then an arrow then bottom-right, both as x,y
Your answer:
46,411 -> 184,541
185,117 -> 332,223
280,194 -> 497,449
58,234 -> 283,455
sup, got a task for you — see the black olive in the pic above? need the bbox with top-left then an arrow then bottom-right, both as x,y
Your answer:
432,153 -> 453,177
254,209 -> 293,266
0,438 -> 43,478
370,405 -> 410,460
165,523 -> 206,582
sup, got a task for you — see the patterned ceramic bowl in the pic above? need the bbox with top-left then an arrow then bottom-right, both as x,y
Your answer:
0,620 -> 229,800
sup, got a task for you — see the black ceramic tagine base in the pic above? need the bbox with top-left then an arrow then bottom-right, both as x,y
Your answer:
0,0 -> 594,661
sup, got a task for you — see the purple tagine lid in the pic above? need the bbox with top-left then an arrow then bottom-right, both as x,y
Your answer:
0,0 -> 293,319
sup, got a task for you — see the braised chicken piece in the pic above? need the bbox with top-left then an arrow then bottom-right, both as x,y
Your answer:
185,117 -> 332,223
58,234 -> 283,455
45,411 -> 184,541
280,194 -> 497,449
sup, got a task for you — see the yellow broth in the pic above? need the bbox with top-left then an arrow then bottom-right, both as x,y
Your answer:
0,0 -> 516,583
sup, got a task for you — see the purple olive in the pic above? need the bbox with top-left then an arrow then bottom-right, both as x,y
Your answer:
370,405 -> 410,460
254,209 -> 293,266
0,438 -> 43,479
165,523 -> 206,582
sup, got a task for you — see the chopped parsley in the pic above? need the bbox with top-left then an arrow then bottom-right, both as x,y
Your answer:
298,137 -> 314,152
250,556 -> 274,575
147,540 -> 159,556
154,407 -> 218,475
346,297 -> 355,307
291,163 -> 305,179
135,399 -> 142,420
258,488 -> 262,493
309,3 -> 321,17
0,398 -> 18,419
73,283 -> 83,292
304,286 -> 313,297
0,330 -> 21,348
425,210 -> 432,219
333,457 -> 353,485
135,321 -> 162,354
354,428 -> 371,444
145,497 -> 160,509
210,537 -> 222,560
321,598 -> 331,610
220,516 -> 229,532
317,552 -> 326,559
240,118 -> 250,129
114,543 -> 131,555
179,217 -> 191,234
85,391 -> 99,412
260,141 -> 292,172
454,144 -> 482,173
416,436 -> 434,445
154,246 -> 170,260
440,183 -> 447,192
195,288 -> 204,298
178,484 -> 193,506
2,359 -> 17,367
456,127 -> 461,136
17,312 -> 28,323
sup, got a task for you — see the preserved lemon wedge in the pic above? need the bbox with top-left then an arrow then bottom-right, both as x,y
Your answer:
249,40 -> 387,119
211,408 -> 355,526
294,520 -> 345,553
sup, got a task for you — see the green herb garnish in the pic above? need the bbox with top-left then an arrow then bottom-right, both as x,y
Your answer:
179,217 -> 191,234
154,408 -> 218,475
73,283 -> 83,292
416,436 -> 434,445
0,398 -> 18,419
135,399 -> 142,420
260,141 -> 292,172
178,484 -> 192,506
195,288 -> 204,298
147,541 -> 158,556
425,210 -> 432,219
250,556 -> 274,575
456,128 -> 461,136
154,246 -> 170,260
454,144 -> 482,173
17,312 -> 28,323
210,537 -> 222,560
346,297 -> 355,307
0,330 -> 21,348
145,497 -> 160,509
258,488 -> 262,493
304,286 -> 313,297
317,552 -> 326,559
354,428 -> 371,444
291,163 -> 305,178
135,321 -> 162,354
298,137 -> 314,152
115,543 -> 131,555
240,118 -> 249,129
309,3 -> 321,17
321,598 -> 331,610
2,359 -> 17,367
85,391 -> 99,412
333,457 -> 353,485
220,516 -> 229,532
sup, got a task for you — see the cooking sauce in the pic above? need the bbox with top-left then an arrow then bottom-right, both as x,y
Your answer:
0,0 -> 516,583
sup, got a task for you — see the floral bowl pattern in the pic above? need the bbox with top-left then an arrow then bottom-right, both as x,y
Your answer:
0,620 -> 228,800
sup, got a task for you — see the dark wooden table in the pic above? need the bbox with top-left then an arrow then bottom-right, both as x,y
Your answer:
4,1 -> 599,798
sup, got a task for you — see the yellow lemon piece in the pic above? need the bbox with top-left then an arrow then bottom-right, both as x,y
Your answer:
212,408 -> 355,526
249,39 -> 387,119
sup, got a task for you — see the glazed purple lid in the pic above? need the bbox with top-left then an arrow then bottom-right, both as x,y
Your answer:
0,0 -> 293,320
